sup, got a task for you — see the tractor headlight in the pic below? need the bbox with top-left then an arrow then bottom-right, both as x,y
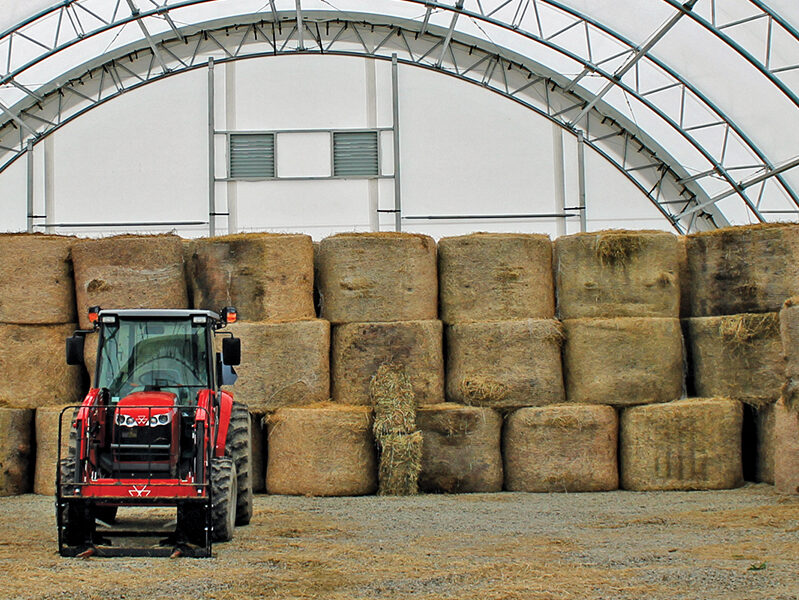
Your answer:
115,414 -> 125,426
125,416 -> 136,427
149,413 -> 171,426
150,416 -> 159,427
158,413 -> 170,425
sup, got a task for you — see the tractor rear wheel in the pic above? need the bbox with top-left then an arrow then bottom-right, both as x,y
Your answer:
226,401 -> 253,526
178,457 -> 237,544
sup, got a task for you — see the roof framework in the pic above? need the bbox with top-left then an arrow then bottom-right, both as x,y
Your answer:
0,0 -> 797,233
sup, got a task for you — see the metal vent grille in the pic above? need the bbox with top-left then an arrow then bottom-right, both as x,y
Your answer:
333,131 -> 379,177
229,133 -> 275,178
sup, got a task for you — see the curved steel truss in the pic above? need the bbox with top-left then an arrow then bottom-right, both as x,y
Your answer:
0,1 -> 797,232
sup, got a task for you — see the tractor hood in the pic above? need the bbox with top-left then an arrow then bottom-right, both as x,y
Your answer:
115,391 -> 177,427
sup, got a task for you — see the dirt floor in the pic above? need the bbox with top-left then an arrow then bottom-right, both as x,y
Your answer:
0,484 -> 797,600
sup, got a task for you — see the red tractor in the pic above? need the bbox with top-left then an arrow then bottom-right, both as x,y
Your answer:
60,307 -> 251,557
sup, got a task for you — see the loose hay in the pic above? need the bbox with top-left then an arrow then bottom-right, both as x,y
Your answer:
370,363 -> 417,437
187,233 -> 314,321
72,234 -> 188,329
446,319 -> 564,408
684,223 -> 799,316
0,408 -> 33,496
377,431 -> 423,496
0,234 -> 75,324
775,398 -> 799,494
0,324 -> 83,409
316,233 -> 437,323
554,230 -> 680,319
416,404 -> 502,493
562,317 -> 683,406
620,398 -> 743,491
503,405 -> 618,492
34,406 -> 74,495
332,320 -> 443,406
266,404 -> 376,496
438,233 -> 554,323
779,298 -> 799,413
684,313 -> 782,404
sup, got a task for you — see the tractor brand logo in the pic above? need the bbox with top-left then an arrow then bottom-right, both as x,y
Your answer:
136,415 -> 149,426
128,485 -> 151,497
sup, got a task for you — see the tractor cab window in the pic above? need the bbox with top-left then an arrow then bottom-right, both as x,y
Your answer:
96,318 -> 210,404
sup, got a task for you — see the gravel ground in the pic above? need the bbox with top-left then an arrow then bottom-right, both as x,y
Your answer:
0,483 -> 796,599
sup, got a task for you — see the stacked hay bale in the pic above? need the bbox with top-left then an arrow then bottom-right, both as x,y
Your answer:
34,405 -> 74,495
776,298 -> 799,494
0,409 -> 34,496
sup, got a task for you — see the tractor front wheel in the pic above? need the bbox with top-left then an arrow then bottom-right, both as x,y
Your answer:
178,457 -> 237,544
58,458 -> 95,548
226,401 -> 253,525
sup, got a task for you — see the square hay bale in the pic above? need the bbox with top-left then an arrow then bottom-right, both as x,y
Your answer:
503,405 -> 618,492
377,431 -> 423,496
316,233 -> 437,324
446,319 -> 564,408
226,320 -> 330,413
0,408 -> 33,496
266,404 -> 377,496
775,398 -> 799,494
34,406 -> 74,495
684,223 -> 799,316
438,233 -> 554,323
0,234 -> 75,324
72,234 -> 189,329
554,230 -> 680,319
370,363 -> 417,437
620,398 -> 743,491
0,324 -> 83,409
684,313 -> 782,404
251,412 -> 266,493
563,317 -> 684,406
332,320 -> 443,407
416,404 -> 502,493
187,233 -> 314,322
780,298 -> 799,412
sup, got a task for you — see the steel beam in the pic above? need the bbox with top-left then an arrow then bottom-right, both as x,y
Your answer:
207,57 -> 216,237
392,53 -> 402,232
125,0 -> 169,74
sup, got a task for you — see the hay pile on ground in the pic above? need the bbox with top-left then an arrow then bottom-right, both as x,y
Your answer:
72,234 -> 188,328
315,233 -> 437,323
416,404 -> 502,493
780,298 -> 799,412
438,233 -> 554,323
684,313 -> 783,404
562,317 -> 683,406
446,319 -> 564,408
554,230 -> 680,319
620,398 -> 743,491
250,412 -> 266,492
0,234 -> 75,324
34,406 -> 74,495
0,408 -> 33,496
187,233 -> 314,321
775,398 -> 799,494
332,320 -> 443,406
683,223 -> 799,316
265,404 -> 376,496
377,432 -> 423,496
503,405 -> 618,492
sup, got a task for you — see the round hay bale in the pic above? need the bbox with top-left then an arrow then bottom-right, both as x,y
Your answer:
377,431 -> 423,496
0,234 -> 75,324
72,234 -> 189,329
780,298 -> 799,412
316,233 -> 437,324
684,313 -> 782,404
0,408 -> 34,496
251,412 -> 266,493
226,320 -> 330,413
332,320 -> 443,407
0,324 -> 83,409
266,404 -> 376,496
775,398 -> 799,494
438,233 -> 554,323
554,230 -> 680,319
83,333 -> 99,388
503,404 -> 618,492
187,233 -> 314,321
563,317 -> 683,406
416,404 -> 502,493
34,405 -> 74,495
684,223 -> 799,316
621,398 -> 743,491
446,319 -> 564,408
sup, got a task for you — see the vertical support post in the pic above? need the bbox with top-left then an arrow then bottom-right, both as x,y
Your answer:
577,130 -> 587,232
45,135 -> 55,233
391,53 -> 402,233
365,58 -> 379,232
26,140 -> 34,233
207,57 -> 216,237
295,0 -> 305,50
552,126 -> 566,237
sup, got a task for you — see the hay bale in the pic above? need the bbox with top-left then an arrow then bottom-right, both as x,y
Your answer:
187,233 -> 314,321
0,234 -> 75,324
563,317 -> 683,406
226,320 -> 330,413
0,324 -> 83,409
416,404 -> 502,493
775,398 -> 799,494
370,363 -> 417,437
446,319 -> 564,408
438,233 -> 554,323
620,398 -> 743,491
34,405 -> 74,495
780,298 -> 799,412
684,223 -> 799,316
72,234 -> 188,329
503,405 -> 618,492
0,408 -> 34,496
554,230 -> 680,319
251,412 -> 266,493
332,321 -> 443,407
684,313 -> 783,404
265,404 -> 376,496
316,233 -> 437,324
377,431 -> 423,496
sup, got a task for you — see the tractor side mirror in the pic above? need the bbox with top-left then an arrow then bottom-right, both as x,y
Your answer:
222,337 -> 241,366
66,335 -> 85,366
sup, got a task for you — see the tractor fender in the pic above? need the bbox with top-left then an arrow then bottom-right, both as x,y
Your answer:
214,391 -> 235,458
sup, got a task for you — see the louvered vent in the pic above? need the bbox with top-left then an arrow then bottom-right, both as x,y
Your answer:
229,133 -> 275,178
333,131 -> 379,176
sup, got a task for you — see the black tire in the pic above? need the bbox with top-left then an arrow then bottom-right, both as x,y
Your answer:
58,458 -> 95,547
178,457 -> 237,544
225,401 -> 253,526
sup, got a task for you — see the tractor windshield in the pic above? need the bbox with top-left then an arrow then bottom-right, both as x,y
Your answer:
96,318 -> 210,404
